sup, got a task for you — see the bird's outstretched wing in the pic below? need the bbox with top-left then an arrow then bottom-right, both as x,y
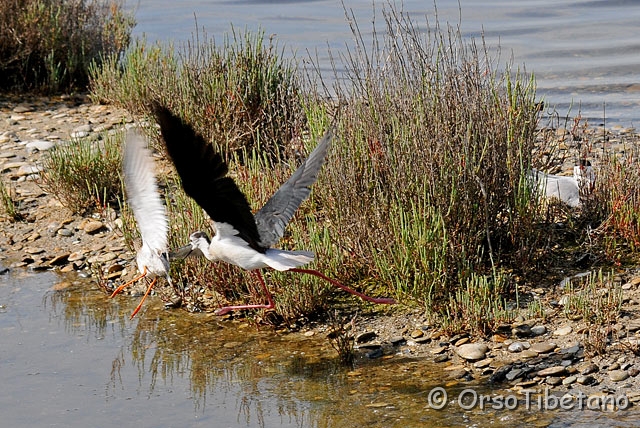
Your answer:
255,129 -> 332,247
123,130 -> 168,253
152,104 -> 263,250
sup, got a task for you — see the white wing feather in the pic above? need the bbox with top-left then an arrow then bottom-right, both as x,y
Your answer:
123,130 -> 168,253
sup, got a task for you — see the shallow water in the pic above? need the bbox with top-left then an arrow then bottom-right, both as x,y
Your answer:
3,270 -> 640,427
129,0 -> 640,126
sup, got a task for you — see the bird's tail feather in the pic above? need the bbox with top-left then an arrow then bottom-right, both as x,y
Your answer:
264,249 -> 314,271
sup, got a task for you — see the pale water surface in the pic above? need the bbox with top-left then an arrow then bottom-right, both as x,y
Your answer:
129,0 -> 640,126
3,270 -> 640,427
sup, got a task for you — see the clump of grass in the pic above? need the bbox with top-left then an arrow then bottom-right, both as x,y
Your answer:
90,27 -> 305,159
303,5 -> 542,315
39,132 -> 124,214
562,270 -> 622,324
326,310 -> 356,365
562,270 -> 622,356
441,273 -> 515,336
0,0 -> 134,93
0,180 -> 22,221
584,145 -> 640,265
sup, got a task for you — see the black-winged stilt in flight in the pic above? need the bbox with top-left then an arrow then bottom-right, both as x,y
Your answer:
152,105 -> 395,315
110,129 -> 173,318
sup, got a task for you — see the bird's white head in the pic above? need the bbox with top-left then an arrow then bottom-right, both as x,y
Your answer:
189,231 -> 211,253
573,159 -> 596,193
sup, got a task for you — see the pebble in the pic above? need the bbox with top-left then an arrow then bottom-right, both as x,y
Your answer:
546,376 -> 563,386
390,336 -> 405,346
410,329 -> 424,339
48,253 -> 70,266
71,124 -> 92,138
628,392 -> 640,403
67,252 -> 85,262
520,349 -> 539,359
16,164 -> 43,177
512,324 -> 532,337
83,220 -> 105,234
474,358 -> 493,368
431,346 -> 448,354
24,247 -> 44,255
433,354 -> 449,363
609,370 -> 629,382
355,331 -> 377,343
562,375 -> 577,386
454,337 -> 470,346
576,375 -> 596,385
91,252 -> 117,263
57,228 -> 73,237
506,368 -> 524,381
531,325 -> 547,336
455,343 -> 489,361
537,366 -> 566,377
508,341 -> 528,353
554,325 -> 573,336
530,342 -> 556,354
24,139 -> 56,152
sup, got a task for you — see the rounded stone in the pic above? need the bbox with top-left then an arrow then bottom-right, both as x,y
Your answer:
531,325 -> 547,336
537,366 -> 566,377
609,370 -> 629,382
355,331 -> 377,343
508,342 -> 526,353
554,325 -> 573,336
455,343 -> 489,361
83,220 -> 105,234
530,342 -> 557,354
576,375 -> 596,385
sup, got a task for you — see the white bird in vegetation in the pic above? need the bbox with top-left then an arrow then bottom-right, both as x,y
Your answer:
531,160 -> 595,208
152,104 -> 395,315
110,129 -> 173,318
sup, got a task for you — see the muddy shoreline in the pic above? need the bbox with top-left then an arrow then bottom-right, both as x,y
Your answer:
2,94 -> 640,406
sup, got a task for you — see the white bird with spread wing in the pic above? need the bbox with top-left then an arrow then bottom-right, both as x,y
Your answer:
110,129 -> 173,318
153,105 -> 395,315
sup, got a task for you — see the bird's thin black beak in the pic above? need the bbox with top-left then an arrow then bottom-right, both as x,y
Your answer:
169,244 -> 194,261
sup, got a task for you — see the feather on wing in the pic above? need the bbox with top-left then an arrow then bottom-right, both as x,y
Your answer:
152,104 -> 263,250
254,129 -> 332,247
123,130 -> 168,254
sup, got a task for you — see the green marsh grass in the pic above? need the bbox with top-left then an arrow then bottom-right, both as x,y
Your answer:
562,270 -> 622,356
0,180 -> 21,221
39,132 -> 124,214
303,5 -> 542,330
87,3 -> 640,334
91,28 -> 304,159
0,0 -> 134,93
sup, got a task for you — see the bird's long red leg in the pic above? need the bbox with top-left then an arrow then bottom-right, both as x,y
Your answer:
129,277 -> 157,319
290,268 -> 396,304
110,266 -> 148,298
214,270 -> 276,315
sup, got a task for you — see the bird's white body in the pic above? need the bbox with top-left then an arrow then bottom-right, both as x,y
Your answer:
135,242 -> 170,280
192,222 -> 314,271
530,164 -> 595,208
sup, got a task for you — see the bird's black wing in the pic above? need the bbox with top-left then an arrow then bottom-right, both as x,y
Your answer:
152,104 -> 263,250
254,128 -> 332,247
